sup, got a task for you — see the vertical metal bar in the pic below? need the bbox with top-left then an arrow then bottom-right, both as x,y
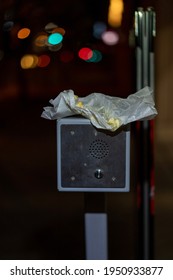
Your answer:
135,7 -> 156,260
142,8 -> 150,261
147,7 -> 156,260
84,193 -> 108,260
135,8 -> 143,91
85,213 -> 108,260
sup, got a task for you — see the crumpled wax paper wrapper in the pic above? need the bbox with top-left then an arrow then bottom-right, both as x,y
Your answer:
41,86 -> 158,131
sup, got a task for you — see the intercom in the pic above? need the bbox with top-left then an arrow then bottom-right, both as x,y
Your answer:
57,117 -> 130,192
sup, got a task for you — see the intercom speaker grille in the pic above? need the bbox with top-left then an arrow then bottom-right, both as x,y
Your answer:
89,139 -> 109,159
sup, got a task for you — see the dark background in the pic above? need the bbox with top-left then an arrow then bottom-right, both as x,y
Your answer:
1,0 -> 173,260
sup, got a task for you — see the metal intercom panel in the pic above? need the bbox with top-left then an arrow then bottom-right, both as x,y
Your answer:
57,117 -> 130,192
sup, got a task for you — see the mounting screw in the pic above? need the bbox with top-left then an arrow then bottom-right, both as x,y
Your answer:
71,176 -> 76,181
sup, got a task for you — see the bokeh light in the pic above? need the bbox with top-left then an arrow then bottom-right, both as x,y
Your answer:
87,50 -> 102,63
33,23 -> 65,52
37,55 -> 50,67
93,21 -> 107,39
45,22 -> 58,33
78,47 -> 93,61
48,43 -> 63,52
3,21 -> 14,31
17,28 -> 31,39
59,50 -> 74,63
78,48 -> 102,63
52,27 -> 65,36
34,33 -> 48,48
101,30 -> 119,45
20,54 -> 38,69
108,0 -> 124,27
20,54 -> 51,69
48,33 -> 63,45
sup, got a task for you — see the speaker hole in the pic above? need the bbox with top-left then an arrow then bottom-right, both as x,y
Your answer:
89,139 -> 109,159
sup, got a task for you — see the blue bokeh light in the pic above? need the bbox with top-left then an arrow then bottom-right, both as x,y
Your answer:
48,33 -> 63,45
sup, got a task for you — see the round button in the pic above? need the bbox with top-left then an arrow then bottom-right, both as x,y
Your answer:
95,169 -> 103,179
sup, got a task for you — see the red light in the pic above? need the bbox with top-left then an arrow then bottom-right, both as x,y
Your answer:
78,47 -> 93,61
60,50 -> 74,63
37,55 -> 50,67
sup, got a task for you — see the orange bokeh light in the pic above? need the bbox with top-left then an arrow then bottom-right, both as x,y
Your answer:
52,27 -> 65,36
34,33 -> 48,47
20,54 -> 38,69
17,28 -> 31,39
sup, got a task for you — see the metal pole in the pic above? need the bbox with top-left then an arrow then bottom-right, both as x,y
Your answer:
84,193 -> 108,260
135,7 -> 156,259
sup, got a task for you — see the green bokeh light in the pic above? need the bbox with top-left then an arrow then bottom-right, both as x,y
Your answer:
48,33 -> 63,45
87,50 -> 102,63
